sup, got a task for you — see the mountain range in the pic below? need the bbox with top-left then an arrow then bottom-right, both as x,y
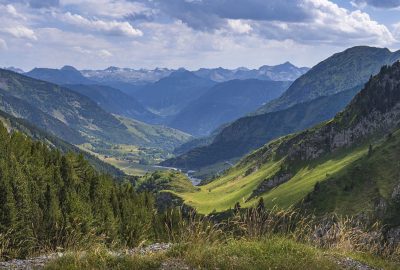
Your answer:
163,46 -> 400,174
0,69 -> 191,152
167,61 -> 400,222
64,84 -> 158,123
193,62 -> 309,82
22,64 -> 306,136
169,79 -> 291,136
132,70 -> 216,118
80,62 -> 309,84
25,65 -> 94,85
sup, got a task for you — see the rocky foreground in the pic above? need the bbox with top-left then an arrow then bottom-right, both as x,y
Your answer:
0,242 -> 385,270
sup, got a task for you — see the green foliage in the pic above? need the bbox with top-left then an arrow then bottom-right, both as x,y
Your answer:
0,122 -> 157,259
44,250 -> 165,270
137,171 -> 197,194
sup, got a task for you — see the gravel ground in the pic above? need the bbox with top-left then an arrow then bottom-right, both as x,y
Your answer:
335,256 -> 380,270
0,243 -> 173,270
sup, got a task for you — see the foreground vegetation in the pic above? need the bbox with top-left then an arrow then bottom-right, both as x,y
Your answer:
0,122 -> 166,260
0,119 -> 399,268
43,207 -> 400,269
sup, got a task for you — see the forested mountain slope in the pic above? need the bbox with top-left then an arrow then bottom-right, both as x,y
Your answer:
0,121 -> 157,258
0,109 -> 124,177
65,84 -> 158,123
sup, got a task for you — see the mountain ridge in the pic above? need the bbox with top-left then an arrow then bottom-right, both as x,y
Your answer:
163,46 -> 400,173
170,61 -> 400,217
169,79 -> 291,136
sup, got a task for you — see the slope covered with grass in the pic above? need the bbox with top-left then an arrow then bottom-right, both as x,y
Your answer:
170,62 -> 400,219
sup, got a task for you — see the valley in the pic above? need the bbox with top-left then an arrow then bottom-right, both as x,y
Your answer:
3,1 -> 400,268
1,45 -> 400,269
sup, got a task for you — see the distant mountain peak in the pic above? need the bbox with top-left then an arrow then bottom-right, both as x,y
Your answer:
61,65 -> 79,72
4,66 -> 24,73
168,68 -> 194,78
105,66 -> 120,72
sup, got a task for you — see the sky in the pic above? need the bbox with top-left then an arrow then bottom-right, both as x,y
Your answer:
0,0 -> 400,71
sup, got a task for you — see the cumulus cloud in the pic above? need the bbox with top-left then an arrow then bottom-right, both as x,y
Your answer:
0,0 -> 399,70
5,4 -> 26,19
351,0 -> 400,8
4,26 -> 37,40
145,0 -> 394,45
254,0 -> 395,45
150,0 -> 311,30
0,4 -> 37,40
60,12 -> 143,37
227,20 -> 253,34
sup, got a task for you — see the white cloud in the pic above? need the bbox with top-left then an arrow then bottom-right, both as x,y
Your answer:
4,26 -> 37,40
60,12 -> 143,37
0,4 -> 37,40
98,49 -> 112,57
6,4 -> 26,19
227,20 -> 252,34
249,0 -> 395,46
393,22 -> 400,40
307,0 -> 395,44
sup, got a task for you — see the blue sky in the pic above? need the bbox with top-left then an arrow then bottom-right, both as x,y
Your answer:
0,0 -> 399,71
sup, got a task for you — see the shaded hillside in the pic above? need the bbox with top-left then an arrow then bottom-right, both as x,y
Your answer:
0,89 -> 85,144
257,46 -> 400,114
0,69 -> 192,159
170,62 -> 400,219
169,80 -> 290,136
65,84 -> 159,123
164,46 -> 400,172
0,68 -> 134,144
116,115 -> 192,151
134,70 -> 215,117
162,86 -> 361,169
25,65 -> 93,85
0,109 -> 125,177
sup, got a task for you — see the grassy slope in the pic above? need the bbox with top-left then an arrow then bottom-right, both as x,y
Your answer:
171,63 -> 400,215
174,144 -> 367,214
77,115 -> 191,175
117,115 -> 191,151
137,170 -> 198,194
306,129 -> 400,219
172,129 -> 400,216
